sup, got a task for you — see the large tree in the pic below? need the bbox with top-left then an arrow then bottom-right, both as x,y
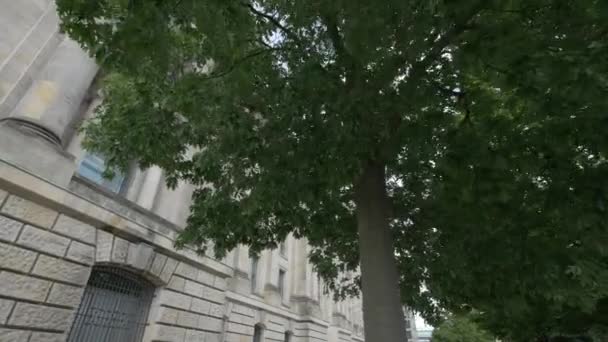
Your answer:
432,314 -> 494,342
57,0 -> 608,340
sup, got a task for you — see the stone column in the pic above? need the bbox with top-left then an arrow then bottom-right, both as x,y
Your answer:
6,37 -> 98,146
135,166 -> 164,210
0,37 -> 98,187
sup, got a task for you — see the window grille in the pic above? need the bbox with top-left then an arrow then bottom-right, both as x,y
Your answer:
66,266 -> 155,342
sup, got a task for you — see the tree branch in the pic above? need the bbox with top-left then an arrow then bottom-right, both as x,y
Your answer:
202,48 -> 278,80
241,2 -> 300,44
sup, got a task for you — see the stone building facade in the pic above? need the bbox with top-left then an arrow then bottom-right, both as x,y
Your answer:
0,1 -> 365,342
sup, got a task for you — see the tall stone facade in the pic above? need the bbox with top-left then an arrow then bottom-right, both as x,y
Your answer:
0,1 -> 365,342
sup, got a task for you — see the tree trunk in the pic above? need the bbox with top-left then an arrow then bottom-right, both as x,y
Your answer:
355,162 -> 407,342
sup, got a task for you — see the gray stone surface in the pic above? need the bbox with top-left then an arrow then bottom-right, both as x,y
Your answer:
0,189 -> 6,203
196,269 -> 215,286
0,299 -> 14,324
0,328 -> 30,342
9,303 -> 73,330
0,214 -> 23,242
0,271 -> 51,301
198,316 -> 223,332
184,280 -> 204,298
160,257 -> 179,283
29,332 -> 64,342
167,275 -> 186,292
185,329 -> 206,342
32,255 -> 91,286
158,290 -> 192,310
175,262 -> 198,280
0,241 -> 37,272
95,229 -> 113,262
154,324 -> 186,342
65,240 -> 95,265
47,283 -> 84,308
1,195 -> 57,228
17,225 -> 69,256
156,307 -> 178,325
149,253 -> 168,277
127,242 -> 154,270
111,236 -> 129,263
52,215 -> 96,245
190,298 -> 210,315
177,310 -> 199,328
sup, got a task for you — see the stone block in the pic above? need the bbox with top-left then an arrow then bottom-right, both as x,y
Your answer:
66,240 -> 95,264
177,310 -> 200,328
0,241 -> 37,272
111,236 -> 129,263
17,225 -> 69,256
203,286 -> 225,304
175,262 -> 198,280
157,290 -> 192,310
196,270 -> 214,286
0,299 -> 14,324
198,316 -> 223,332
205,332 -> 221,342
127,242 -> 154,271
184,280 -> 204,298
0,189 -> 6,203
8,303 -> 72,330
190,298 -> 210,315
149,253 -> 168,277
156,307 -> 178,325
0,215 -> 23,242
208,303 -> 224,318
52,215 -> 96,245
160,257 -> 179,283
167,275 -> 186,292
153,324 -> 186,342
0,271 -> 51,301
95,229 -> 113,262
213,276 -> 227,290
1,195 -> 57,228
0,328 -> 30,342
185,329 -> 206,342
29,332 -> 64,342
32,255 -> 91,286
47,283 -> 84,308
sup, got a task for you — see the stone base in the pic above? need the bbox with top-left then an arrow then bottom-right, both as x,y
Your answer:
0,120 -> 76,187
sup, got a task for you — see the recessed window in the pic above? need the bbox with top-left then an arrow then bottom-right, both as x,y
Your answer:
78,153 -> 125,193
67,266 -> 154,342
279,240 -> 286,256
251,257 -> 259,294
253,324 -> 264,342
284,331 -> 292,342
278,269 -> 286,299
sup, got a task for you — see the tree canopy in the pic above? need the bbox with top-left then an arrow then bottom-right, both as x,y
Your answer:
57,0 -> 608,340
432,314 -> 494,342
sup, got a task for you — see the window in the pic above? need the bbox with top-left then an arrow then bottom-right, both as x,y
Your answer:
284,331 -> 292,342
253,324 -> 264,342
251,257 -> 259,293
278,269 -> 286,299
67,266 -> 154,342
78,153 -> 125,193
317,276 -> 322,301
279,240 -> 286,256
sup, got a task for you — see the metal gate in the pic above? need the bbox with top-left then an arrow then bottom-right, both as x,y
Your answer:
67,266 -> 155,342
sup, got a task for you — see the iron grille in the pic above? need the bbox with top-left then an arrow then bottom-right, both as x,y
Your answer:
67,266 -> 155,342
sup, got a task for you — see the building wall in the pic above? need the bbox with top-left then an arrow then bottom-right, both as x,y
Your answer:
0,2 -> 365,342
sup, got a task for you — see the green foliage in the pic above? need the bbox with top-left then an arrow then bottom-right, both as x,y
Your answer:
432,314 -> 494,342
57,0 -> 608,340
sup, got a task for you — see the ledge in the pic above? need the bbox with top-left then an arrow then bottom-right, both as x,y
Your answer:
0,158 -> 233,278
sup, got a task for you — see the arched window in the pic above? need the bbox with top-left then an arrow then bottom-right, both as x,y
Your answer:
67,266 -> 155,342
253,324 -> 264,342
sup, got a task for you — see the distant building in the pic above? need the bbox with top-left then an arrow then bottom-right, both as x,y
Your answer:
417,328 -> 433,342
403,307 -> 419,341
